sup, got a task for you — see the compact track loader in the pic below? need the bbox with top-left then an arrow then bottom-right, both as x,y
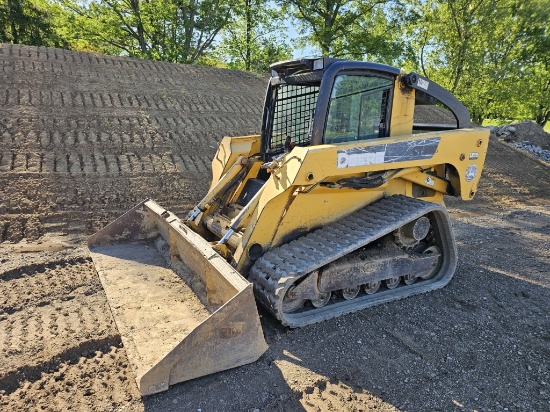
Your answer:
88,58 -> 489,395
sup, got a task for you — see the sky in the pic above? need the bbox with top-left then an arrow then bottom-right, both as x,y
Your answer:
285,22 -> 318,59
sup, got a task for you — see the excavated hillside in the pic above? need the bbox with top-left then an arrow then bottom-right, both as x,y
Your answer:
0,43 -> 265,242
0,44 -> 549,412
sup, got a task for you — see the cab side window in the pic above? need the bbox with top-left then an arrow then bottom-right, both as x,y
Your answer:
325,75 -> 393,144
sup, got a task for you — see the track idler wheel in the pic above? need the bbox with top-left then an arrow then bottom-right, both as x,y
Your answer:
341,286 -> 360,300
311,292 -> 331,308
282,295 -> 305,312
385,277 -> 401,289
363,280 -> 381,295
420,246 -> 441,279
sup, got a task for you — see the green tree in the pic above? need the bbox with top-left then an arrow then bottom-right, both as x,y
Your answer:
513,0 -> 550,126
218,0 -> 292,72
401,0 -> 550,125
332,1 -> 410,64
524,61 -> 550,127
0,0 -> 67,46
280,0 -> 391,57
64,0 -> 238,63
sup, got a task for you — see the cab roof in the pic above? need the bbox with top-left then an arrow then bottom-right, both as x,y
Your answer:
270,58 -> 401,78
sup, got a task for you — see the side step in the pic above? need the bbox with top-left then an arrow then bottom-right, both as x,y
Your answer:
88,199 -> 268,396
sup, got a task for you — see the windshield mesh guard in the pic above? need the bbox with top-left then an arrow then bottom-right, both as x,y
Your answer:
269,84 -> 319,156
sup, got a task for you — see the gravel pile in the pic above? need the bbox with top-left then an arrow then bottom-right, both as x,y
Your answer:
511,141 -> 550,162
489,121 -> 550,162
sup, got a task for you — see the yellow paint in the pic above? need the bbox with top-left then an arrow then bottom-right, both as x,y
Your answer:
210,135 -> 261,190
389,75 -> 415,136
201,91 -> 489,273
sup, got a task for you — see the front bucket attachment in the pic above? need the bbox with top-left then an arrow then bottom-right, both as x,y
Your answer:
88,199 -> 268,396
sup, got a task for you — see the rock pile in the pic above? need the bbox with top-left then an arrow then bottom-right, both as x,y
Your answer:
511,141 -> 550,162
490,121 -> 550,162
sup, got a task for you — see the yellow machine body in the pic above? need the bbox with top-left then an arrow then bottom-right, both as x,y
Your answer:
206,128 -> 487,274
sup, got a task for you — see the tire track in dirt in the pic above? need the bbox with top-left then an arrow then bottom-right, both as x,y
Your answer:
0,257 -> 97,315
0,342 -> 139,411
0,151 -> 212,175
0,251 -> 142,410
1,44 -> 549,412
0,43 -> 263,410
0,118 -> 228,151
0,43 -> 264,244
0,257 -> 117,376
0,173 -> 206,242
4,88 -> 260,114
0,335 -> 121,395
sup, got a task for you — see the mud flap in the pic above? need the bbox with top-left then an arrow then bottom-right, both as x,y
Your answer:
88,199 -> 268,396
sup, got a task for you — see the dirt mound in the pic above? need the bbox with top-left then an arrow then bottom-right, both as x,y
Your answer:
0,43 -> 266,243
492,121 -> 550,150
414,105 -> 456,125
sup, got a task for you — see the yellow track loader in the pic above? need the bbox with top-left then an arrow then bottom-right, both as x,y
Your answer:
88,58 -> 489,395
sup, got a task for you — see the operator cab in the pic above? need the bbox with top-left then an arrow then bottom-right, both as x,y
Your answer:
261,58 -> 470,161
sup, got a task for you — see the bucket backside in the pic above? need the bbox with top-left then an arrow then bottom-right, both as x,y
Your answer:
88,199 -> 268,395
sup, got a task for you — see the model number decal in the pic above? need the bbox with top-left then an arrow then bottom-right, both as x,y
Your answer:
338,151 -> 384,167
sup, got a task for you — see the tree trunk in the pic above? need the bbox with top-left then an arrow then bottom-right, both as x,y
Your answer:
130,0 -> 148,54
8,0 -> 20,43
245,0 -> 251,71
536,107 -> 550,128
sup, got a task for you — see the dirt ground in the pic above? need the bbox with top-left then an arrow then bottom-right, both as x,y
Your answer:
1,44 -> 549,412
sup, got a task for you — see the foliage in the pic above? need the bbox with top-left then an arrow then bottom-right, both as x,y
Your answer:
1,0 -> 549,125
400,0 -> 550,125
281,0 -> 549,125
0,0 -> 68,46
332,1 -> 411,65
217,0 -> 292,72
62,0 -> 239,63
513,0 -> 550,126
279,0 -> 393,57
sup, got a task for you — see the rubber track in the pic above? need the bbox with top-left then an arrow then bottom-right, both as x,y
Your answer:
249,195 -> 457,327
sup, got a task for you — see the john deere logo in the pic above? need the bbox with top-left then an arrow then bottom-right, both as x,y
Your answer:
465,165 -> 477,182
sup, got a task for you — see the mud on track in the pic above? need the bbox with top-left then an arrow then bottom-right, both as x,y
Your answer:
1,44 -> 549,411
